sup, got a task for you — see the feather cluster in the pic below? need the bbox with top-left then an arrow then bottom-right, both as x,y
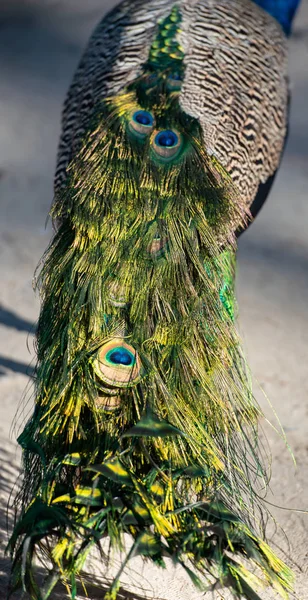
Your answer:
8,6 -> 293,600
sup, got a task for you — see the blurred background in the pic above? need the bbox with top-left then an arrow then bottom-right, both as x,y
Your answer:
0,1 -> 307,598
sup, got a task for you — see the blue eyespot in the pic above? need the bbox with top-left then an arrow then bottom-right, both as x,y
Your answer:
106,347 -> 135,367
130,110 -> 154,136
152,129 -> 182,160
93,339 -> 143,389
155,130 -> 178,148
133,110 -> 154,127
108,348 -> 134,366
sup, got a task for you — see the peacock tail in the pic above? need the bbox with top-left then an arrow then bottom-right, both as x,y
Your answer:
8,1 -> 297,599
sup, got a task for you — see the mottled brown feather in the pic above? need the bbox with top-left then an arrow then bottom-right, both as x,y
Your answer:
55,0 -> 288,210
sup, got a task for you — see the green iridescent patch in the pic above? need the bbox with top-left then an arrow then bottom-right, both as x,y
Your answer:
147,5 -> 184,72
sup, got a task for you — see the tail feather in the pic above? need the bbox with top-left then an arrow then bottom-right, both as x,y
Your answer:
8,3 -> 294,599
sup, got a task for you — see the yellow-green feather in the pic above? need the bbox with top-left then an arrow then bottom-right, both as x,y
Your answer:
8,6 -> 293,600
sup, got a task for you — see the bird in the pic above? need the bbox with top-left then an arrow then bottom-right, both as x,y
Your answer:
8,1 -> 300,599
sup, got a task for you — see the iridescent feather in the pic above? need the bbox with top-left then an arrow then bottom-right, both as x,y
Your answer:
8,2 -> 296,599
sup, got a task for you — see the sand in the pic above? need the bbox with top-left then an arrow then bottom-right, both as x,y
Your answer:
0,1 -> 307,598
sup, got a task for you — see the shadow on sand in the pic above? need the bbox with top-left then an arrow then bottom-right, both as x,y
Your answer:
0,356 -> 35,379
0,306 -> 35,334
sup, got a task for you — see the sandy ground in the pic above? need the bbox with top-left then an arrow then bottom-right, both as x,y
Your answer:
0,1 -> 307,598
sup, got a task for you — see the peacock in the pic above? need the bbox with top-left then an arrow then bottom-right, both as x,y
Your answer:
8,1 -> 301,598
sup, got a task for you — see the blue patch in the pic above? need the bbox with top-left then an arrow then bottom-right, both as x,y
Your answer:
252,0 -> 301,35
107,348 -> 134,366
155,130 -> 178,147
133,110 -> 154,127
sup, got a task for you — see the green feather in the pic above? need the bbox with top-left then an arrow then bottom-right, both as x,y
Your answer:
8,6 -> 293,600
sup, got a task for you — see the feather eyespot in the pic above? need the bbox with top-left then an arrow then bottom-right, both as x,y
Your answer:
152,129 -> 182,159
93,339 -> 143,388
108,281 -> 128,308
129,110 -> 154,137
148,232 -> 168,257
95,394 -> 122,412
